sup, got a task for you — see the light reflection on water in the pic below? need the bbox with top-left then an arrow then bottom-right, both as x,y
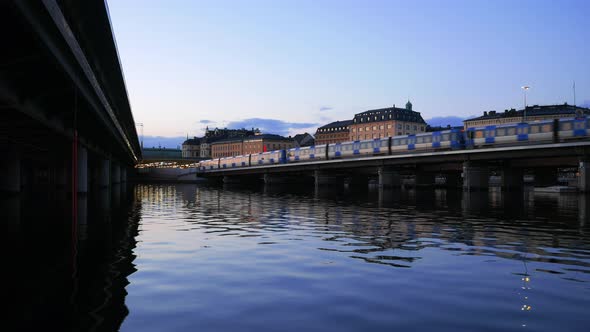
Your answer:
120,184 -> 589,332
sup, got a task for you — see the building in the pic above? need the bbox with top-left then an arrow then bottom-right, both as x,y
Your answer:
463,103 -> 590,128
315,120 -> 353,145
243,134 -> 295,154
293,133 -> 315,147
348,101 -> 427,141
181,137 -> 201,158
211,134 -> 295,158
183,126 -> 260,159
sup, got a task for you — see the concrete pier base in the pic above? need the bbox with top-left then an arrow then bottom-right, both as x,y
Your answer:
111,163 -> 121,184
534,168 -> 558,187
444,173 -> 462,189
415,172 -> 436,187
77,145 -> 88,193
378,167 -> 401,188
99,159 -> 110,188
578,161 -> 590,192
501,167 -> 523,191
462,162 -> 489,191
1,155 -> 21,193
314,170 -> 341,187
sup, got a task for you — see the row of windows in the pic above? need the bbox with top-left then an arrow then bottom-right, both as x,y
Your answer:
354,114 -> 418,123
352,125 -> 424,132
318,126 -> 348,132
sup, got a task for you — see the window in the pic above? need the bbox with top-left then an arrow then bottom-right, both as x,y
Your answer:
398,124 -> 402,129
387,124 -> 392,129
413,125 -> 417,131
359,127 -> 363,132
365,126 -> 370,131
421,126 -> 425,131
406,125 -> 410,130
373,126 -> 377,130
380,125 -> 384,130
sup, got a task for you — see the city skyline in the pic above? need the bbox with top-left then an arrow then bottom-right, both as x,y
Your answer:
107,0 -> 589,147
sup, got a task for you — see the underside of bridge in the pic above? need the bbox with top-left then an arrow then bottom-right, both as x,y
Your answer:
1,1 -> 140,194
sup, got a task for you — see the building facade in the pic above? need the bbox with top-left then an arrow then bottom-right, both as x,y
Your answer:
463,104 -> 590,128
181,137 -> 200,158
211,134 -> 295,158
348,101 -> 427,141
315,120 -> 353,145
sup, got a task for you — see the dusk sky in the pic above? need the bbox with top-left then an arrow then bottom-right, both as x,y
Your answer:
107,0 -> 589,147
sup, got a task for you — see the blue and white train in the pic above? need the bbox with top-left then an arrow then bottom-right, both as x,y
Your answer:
198,116 -> 589,171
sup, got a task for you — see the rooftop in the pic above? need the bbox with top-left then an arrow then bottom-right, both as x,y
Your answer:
352,106 -> 426,125
465,103 -> 590,122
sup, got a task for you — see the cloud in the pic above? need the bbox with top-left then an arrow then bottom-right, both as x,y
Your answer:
141,135 -> 186,149
424,116 -> 467,127
319,106 -> 333,112
199,119 -> 214,124
226,118 -> 320,137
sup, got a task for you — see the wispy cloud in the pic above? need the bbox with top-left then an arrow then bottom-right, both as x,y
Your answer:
200,119 -> 214,124
226,118 -> 320,137
319,106 -> 333,112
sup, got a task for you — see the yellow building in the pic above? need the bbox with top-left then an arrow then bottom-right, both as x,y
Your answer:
348,101 -> 427,141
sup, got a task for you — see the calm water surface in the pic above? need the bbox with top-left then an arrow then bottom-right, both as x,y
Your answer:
6,183 -> 590,331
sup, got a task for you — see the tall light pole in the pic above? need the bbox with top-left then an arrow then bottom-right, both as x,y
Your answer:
521,86 -> 530,122
135,122 -> 144,149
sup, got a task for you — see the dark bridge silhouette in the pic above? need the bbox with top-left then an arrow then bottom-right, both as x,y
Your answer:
1,1 -> 140,194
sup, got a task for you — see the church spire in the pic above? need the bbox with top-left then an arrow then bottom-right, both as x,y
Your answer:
406,99 -> 413,110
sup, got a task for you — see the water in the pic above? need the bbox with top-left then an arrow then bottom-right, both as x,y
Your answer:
5,184 -> 590,331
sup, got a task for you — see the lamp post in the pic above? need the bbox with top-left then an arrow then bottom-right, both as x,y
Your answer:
521,86 -> 530,122
135,122 -> 144,149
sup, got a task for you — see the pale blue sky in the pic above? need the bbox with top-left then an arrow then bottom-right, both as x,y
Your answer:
107,0 -> 589,146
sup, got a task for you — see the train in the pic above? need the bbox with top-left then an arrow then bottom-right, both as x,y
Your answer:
198,116 -> 590,171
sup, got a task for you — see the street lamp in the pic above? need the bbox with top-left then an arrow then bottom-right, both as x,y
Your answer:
521,86 -> 530,122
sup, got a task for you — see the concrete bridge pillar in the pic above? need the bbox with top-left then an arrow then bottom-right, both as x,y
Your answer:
1,154 -> 21,193
99,159 -> 110,188
77,145 -> 88,193
578,160 -> 590,192
444,173 -> 462,189
121,167 -> 127,183
462,162 -> 489,191
534,168 -> 558,187
378,167 -> 401,188
111,162 -> 121,184
501,166 -> 523,191
314,170 -> 342,187
415,172 -> 436,187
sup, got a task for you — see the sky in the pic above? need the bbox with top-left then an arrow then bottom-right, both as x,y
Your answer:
107,0 -> 590,148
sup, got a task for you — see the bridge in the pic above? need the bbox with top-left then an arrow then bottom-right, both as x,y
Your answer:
192,140 -> 590,192
1,1 -> 140,194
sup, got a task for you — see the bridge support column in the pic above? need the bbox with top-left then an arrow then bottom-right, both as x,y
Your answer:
77,145 -> 88,193
111,163 -> 121,184
415,172 -> 436,187
99,159 -> 110,188
121,167 -> 127,183
534,168 -> 558,187
1,154 -> 21,193
501,167 -> 523,191
314,170 -> 341,187
462,162 -> 489,191
378,167 -> 401,188
578,160 -> 590,192
444,173 -> 462,189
